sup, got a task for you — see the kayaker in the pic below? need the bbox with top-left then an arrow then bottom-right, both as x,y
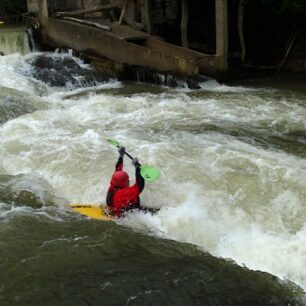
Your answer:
106,146 -> 145,217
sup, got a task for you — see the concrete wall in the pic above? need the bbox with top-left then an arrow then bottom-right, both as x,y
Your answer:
27,0 -> 39,13
215,0 -> 228,70
41,18 -> 200,76
35,0 -> 229,77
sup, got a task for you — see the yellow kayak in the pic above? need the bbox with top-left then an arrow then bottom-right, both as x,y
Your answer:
70,204 -> 111,221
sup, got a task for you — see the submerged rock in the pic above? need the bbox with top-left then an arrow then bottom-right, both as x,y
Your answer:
0,86 -> 46,124
0,174 -> 66,208
26,53 -> 109,88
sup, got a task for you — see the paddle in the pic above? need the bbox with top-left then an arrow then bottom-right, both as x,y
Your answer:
105,138 -> 160,182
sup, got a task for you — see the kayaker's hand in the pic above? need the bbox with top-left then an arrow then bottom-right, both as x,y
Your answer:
118,146 -> 125,157
132,158 -> 140,168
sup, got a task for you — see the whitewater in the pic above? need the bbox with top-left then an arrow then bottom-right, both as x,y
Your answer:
0,52 -> 305,295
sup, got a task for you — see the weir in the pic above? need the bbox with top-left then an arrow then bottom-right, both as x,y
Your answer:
29,0 -> 229,82
0,26 -> 30,55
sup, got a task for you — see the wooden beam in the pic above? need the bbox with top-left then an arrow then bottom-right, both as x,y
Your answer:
61,17 -> 111,31
118,0 -> 128,25
215,0 -> 228,69
124,15 -> 145,31
278,24 -> 298,72
38,0 -> 49,26
181,0 -> 188,48
139,0 -> 151,33
56,4 -> 120,17
238,0 -> 246,64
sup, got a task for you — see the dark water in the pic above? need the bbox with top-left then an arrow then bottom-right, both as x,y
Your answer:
0,210 -> 303,306
0,52 -> 305,305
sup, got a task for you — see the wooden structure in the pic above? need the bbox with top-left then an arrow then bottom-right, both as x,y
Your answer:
0,1 -> 8,23
32,0 -> 229,78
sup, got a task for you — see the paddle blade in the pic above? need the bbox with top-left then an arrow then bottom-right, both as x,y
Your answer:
105,138 -> 120,147
140,165 -> 160,182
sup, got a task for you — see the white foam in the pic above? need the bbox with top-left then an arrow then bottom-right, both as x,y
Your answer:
0,52 -> 306,291
0,53 -> 35,93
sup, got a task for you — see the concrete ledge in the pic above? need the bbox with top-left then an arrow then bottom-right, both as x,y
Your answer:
41,18 -> 201,76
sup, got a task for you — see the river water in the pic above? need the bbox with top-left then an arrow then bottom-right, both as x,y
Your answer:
0,52 -> 305,305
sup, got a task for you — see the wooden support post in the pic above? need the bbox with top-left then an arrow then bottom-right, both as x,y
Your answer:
61,17 -> 111,31
118,0 -> 128,24
27,0 -> 40,13
215,0 -> 228,70
278,24 -> 298,72
181,0 -> 188,48
126,0 -> 136,21
38,0 -> 49,27
56,3 -> 121,17
0,1 -> 8,22
238,0 -> 246,64
139,0 -> 151,33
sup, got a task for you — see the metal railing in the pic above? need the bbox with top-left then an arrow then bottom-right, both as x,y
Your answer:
0,13 -> 39,28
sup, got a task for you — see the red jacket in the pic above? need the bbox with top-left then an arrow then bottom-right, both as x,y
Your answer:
106,157 -> 145,217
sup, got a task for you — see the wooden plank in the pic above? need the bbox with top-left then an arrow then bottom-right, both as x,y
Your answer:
118,0 -> 128,25
56,4 -> 118,17
238,0 -> 246,63
278,24 -> 298,72
181,0 -> 188,48
61,16 -> 111,31
139,0 -> 151,33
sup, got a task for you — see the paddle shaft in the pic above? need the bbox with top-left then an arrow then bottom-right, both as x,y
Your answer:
123,150 -> 133,160
116,145 -> 142,166
105,138 -> 160,182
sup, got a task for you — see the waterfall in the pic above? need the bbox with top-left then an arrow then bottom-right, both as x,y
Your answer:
26,26 -> 39,52
0,26 -> 31,55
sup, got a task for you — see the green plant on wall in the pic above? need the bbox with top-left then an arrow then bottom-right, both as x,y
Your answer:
2,0 -> 27,15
